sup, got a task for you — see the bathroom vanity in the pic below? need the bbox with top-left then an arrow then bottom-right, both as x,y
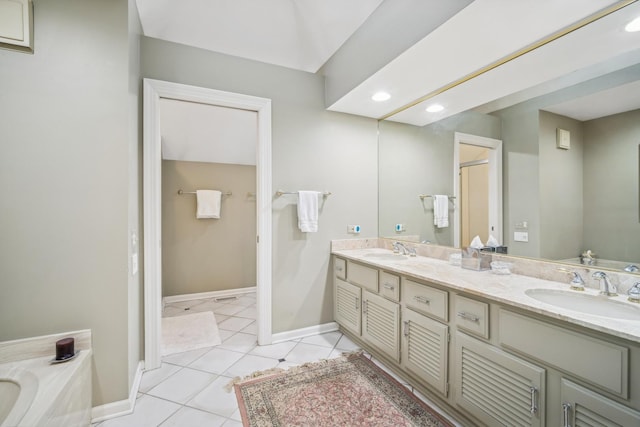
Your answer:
332,242 -> 640,427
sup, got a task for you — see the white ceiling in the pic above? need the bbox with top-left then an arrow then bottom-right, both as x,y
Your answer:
160,99 -> 257,165
138,0 -> 640,128
135,0 -> 384,73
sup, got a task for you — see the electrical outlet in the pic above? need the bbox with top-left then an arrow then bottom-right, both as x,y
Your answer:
347,225 -> 361,234
395,224 -> 405,232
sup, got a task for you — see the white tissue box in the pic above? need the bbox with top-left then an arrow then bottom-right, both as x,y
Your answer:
461,248 -> 492,271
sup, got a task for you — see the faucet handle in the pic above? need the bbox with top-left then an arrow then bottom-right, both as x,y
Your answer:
629,282 -> 640,303
557,268 -> 585,291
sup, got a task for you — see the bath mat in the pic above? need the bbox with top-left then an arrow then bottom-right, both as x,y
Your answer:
233,352 -> 455,427
161,311 -> 221,356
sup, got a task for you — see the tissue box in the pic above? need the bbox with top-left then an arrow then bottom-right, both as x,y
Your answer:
461,247 -> 492,271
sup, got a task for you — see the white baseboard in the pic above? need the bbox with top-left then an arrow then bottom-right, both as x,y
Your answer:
162,287 -> 257,306
271,322 -> 339,344
91,360 -> 144,424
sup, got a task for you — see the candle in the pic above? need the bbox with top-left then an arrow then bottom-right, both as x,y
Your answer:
56,337 -> 75,360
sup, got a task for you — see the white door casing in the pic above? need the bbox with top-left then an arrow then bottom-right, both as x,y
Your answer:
143,79 -> 272,370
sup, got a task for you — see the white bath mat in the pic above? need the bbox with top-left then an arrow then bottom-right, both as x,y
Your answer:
161,311 -> 221,356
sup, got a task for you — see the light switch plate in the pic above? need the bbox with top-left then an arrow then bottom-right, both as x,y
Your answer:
514,231 -> 529,242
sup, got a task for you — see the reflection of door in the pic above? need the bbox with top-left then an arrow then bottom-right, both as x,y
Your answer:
460,159 -> 489,247
453,132 -> 502,249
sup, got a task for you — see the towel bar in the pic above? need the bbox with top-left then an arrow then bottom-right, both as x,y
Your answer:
275,190 -> 331,197
178,189 -> 232,196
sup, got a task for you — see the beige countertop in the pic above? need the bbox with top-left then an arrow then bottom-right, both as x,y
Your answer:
332,247 -> 640,344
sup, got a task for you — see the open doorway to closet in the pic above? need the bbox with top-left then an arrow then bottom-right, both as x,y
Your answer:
143,79 -> 272,370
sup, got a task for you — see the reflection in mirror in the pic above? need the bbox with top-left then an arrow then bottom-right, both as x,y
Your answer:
379,70 -> 640,274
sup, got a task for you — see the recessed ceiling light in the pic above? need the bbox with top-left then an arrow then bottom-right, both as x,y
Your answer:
426,104 -> 444,113
625,16 -> 640,32
372,91 -> 391,102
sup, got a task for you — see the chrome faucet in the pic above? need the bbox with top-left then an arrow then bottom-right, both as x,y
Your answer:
592,271 -> 617,296
557,268 -> 585,291
393,242 -> 416,257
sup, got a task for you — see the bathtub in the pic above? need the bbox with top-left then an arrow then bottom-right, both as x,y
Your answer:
0,331 -> 92,427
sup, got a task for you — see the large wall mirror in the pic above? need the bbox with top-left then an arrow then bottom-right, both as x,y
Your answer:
378,3 -> 640,275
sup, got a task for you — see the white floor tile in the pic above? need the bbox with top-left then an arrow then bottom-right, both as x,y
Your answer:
99,394 -> 180,427
139,363 -> 181,393
161,306 -> 186,317
221,420 -> 243,427
249,341 -> 297,359
187,375 -> 239,418
300,331 -> 342,348
147,367 -> 216,404
335,334 -> 361,352
189,347 -> 245,374
239,322 -> 257,334
219,329 -> 237,342
234,296 -> 256,306
284,342 -> 333,364
162,347 -> 211,367
233,306 -> 257,319
159,406 -> 228,427
214,304 -> 246,316
217,316 -> 254,332
218,332 -> 257,353
223,354 -> 279,378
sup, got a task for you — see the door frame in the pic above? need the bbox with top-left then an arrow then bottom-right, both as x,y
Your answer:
453,132 -> 502,248
143,79 -> 272,370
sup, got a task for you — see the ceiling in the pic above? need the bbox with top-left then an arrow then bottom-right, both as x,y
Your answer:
137,0 -> 640,126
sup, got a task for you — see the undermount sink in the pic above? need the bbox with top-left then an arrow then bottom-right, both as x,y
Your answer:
363,252 -> 407,261
525,289 -> 640,320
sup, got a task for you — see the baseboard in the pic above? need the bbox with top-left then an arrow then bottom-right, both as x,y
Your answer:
162,286 -> 257,306
271,322 -> 339,344
91,360 -> 144,424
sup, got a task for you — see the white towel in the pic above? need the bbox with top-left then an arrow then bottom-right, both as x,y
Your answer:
196,190 -> 222,219
297,191 -> 320,232
433,195 -> 449,228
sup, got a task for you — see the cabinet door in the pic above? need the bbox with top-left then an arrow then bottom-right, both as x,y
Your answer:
362,290 -> 400,362
454,332 -> 545,427
560,379 -> 640,427
401,308 -> 448,395
335,279 -> 361,336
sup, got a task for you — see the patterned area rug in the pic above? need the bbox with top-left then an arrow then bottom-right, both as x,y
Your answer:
233,352 -> 454,427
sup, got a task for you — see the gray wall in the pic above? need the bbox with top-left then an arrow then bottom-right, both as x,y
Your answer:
583,109 -> 640,263
378,111 -> 501,246
141,36 -> 379,334
162,161 -> 256,296
538,111 -> 584,260
0,0 -> 140,406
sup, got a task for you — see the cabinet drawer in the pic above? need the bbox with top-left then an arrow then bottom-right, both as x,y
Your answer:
334,257 -> 346,280
499,310 -> 629,398
402,279 -> 448,322
455,295 -> 489,339
346,260 -> 378,292
379,271 -> 400,302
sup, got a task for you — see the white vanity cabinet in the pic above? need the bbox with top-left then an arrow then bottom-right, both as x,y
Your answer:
454,332 -> 546,427
333,258 -> 401,362
401,307 -> 449,395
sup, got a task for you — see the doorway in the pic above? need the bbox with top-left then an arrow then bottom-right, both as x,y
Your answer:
453,132 -> 502,249
143,79 -> 273,370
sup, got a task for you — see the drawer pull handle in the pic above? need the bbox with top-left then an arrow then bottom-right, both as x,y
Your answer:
562,402 -> 571,427
457,311 -> 480,323
363,300 -> 368,314
530,386 -> 538,415
383,283 -> 395,290
403,320 -> 410,337
413,295 -> 430,304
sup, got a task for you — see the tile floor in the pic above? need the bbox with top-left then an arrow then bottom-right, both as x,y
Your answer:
94,291 -> 458,427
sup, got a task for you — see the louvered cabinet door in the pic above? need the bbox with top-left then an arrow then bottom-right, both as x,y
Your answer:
401,308 -> 449,395
560,379 -> 640,427
362,290 -> 400,362
454,332 -> 546,427
335,279 -> 361,336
